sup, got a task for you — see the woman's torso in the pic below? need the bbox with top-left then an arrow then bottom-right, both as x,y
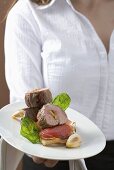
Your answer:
13,0 -> 114,140
72,0 -> 114,54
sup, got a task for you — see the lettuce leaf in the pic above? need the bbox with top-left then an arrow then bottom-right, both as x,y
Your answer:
20,117 -> 40,144
52,92 -> 71,110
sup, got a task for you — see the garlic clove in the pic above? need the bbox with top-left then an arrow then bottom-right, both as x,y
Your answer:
66,133 -> 81,148
72,122 -> 76,133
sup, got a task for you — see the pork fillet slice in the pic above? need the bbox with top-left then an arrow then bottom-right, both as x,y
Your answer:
23,107 -> 40,122
37,104 -> 68,129
25,88 -> 52,108
39,123 -> 74,139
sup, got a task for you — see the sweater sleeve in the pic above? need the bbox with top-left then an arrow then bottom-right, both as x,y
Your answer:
4,8 -> 43,103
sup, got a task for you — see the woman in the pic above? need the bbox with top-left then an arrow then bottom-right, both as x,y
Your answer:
4,0 -> 114,170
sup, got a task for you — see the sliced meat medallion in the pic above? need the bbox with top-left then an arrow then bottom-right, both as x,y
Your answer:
37,104 -> 68,129
25,88 -> 52,108
39,123 -> 74,139
23,107 -> 39,122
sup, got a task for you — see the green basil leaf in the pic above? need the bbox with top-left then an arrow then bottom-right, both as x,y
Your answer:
20,117 -> 40,144
52,93 -> 71,110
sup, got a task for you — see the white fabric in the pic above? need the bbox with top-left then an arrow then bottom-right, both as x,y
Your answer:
3,0 -> 114,169
69,160 -> 87,170
0,138 -> 23,170
0,137 -> 87,170
5,0 -> 114,140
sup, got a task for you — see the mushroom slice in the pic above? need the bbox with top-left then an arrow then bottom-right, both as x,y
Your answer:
12,110 -> 25,120
66,133 -> 81,148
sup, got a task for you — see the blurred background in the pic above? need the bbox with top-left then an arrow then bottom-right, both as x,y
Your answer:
0,0 -> 20,109
0,1 -> 22,169
0,0 -> 12,108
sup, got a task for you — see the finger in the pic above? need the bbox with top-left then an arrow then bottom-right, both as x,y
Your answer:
44,160 -> 59,168
32,156 -> 46,164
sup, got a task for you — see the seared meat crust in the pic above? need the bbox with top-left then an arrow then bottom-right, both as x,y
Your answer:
25,88 -> 52,108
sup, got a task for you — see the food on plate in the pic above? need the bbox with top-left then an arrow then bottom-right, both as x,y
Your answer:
37,103 -> 68,129
20,116 -> 40,144
12,88 -> 81,148
40,121 -> 76,146
25,88 -> 52,108
24,107 -> 39,122
12,107 -> 39,122
66,133 -> 81,148
51,92 -> 71,111
12,109 -> 25,120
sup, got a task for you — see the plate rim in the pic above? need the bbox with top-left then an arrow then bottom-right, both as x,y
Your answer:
0,102 -> 106,160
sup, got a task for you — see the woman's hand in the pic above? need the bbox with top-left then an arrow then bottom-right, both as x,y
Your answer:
32,156 -> 59,167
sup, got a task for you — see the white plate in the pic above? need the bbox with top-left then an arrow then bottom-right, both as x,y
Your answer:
0,102 -> 106,160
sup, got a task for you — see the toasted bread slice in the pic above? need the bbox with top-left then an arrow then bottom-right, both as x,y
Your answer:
40,137 -> 67,146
